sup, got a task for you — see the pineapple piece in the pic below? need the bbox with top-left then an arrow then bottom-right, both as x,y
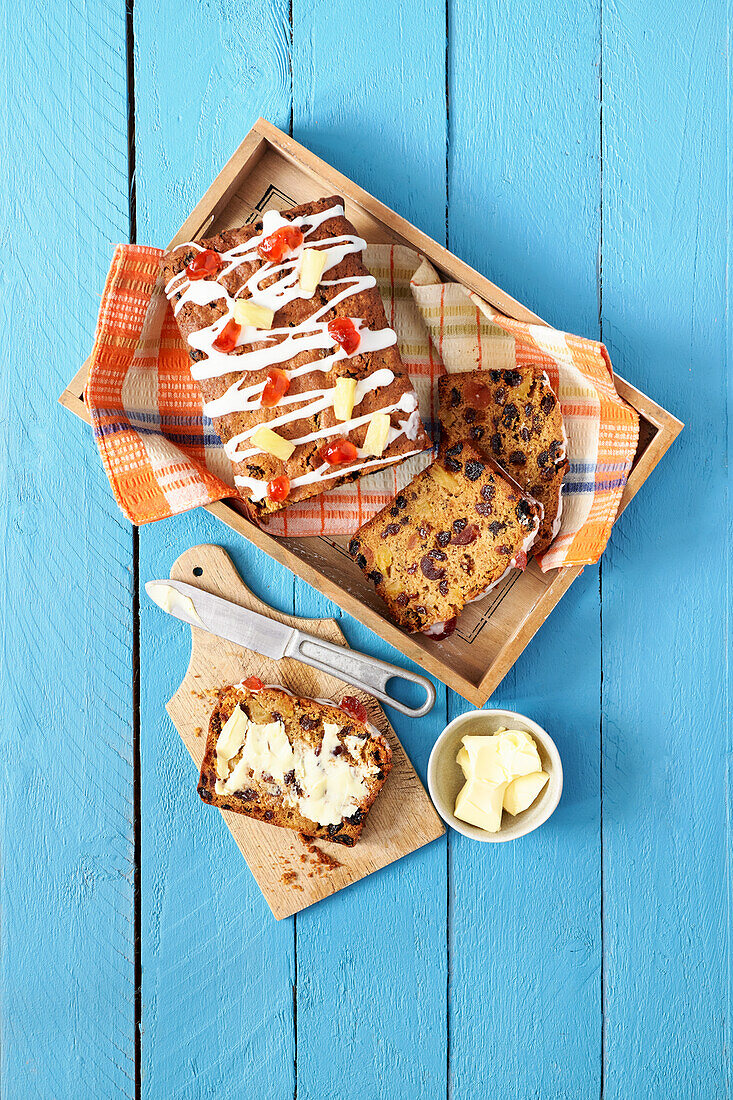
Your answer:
373,545 -> 393,574
363,412 -> 391,457
383,577 -> 403,598
333,377 -> 357,422
233,299 -> 275,330
251,426 -> 295,461
298,248 -> 328,294
430,463 -> 461,494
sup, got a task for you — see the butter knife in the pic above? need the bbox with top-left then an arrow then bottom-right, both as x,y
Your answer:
145,579 -> 436,718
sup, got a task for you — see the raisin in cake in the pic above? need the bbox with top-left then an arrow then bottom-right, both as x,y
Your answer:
198,684 -> 392,846
438,367 -> 568,554
162,196 -> 430,518
348,441 -> 542,637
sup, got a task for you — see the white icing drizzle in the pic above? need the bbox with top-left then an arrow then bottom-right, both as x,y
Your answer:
224,369 -> 404,462
235,446 -> 425,502
164,204 -> 415,501
551,484 -> 564,541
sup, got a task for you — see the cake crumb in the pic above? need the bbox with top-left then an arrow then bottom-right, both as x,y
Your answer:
194,726 -> 202,737
298,832 -> 343,872
280,870 -> 303,891
307,843 -> 342,872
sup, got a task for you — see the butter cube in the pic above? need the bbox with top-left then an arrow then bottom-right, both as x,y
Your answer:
455,777 -> 507,833
503,771 -> 549,816
495,729 -> 542,778
363,412 -> 391,457
233,299 -> 275,330
333,377 -> 357,421
456,746 -> 470,777
460,735 -> 509,783
251,426 -> 295,461
299,248 -> 328,294
462,730 -> 541,781
455,727 -> 546,833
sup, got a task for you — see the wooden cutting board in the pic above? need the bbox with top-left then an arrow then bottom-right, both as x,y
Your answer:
165,544 -> 444,919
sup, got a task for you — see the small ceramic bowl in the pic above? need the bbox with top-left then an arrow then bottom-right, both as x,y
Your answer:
427,708 -> 563,842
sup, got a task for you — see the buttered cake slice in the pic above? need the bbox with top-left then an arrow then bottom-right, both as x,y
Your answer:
198,684 -> 392,847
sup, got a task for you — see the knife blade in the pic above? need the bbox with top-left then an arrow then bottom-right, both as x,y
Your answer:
145,578 -> 435,718
146,578 -> 296,659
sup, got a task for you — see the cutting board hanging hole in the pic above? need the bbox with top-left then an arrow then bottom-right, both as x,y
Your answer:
192,566 -> 203,577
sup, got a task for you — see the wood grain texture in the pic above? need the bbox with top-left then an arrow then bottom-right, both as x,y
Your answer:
600,3 -> 729,1096
291,4 -> 450,1097
132,1 -> 297,1095
1,0 -> 135,1096
447,1 -> 603,1096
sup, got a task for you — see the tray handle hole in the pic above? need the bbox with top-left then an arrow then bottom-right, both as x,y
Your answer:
192,566 -> 203,577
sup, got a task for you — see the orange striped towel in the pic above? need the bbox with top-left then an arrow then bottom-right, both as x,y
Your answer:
85,243 -> 638,570
86,246 -> 232,522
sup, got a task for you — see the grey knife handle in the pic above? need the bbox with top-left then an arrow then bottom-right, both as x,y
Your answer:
283,631 -> 436,718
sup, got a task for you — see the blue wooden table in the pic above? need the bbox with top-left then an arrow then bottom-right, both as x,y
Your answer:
3,1 -> 728,1096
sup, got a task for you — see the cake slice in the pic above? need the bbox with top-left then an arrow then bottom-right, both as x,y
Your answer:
197,683 -> 392,846
348,441 -> 542,637
438,367 -> 568,553
161,196 -> 430,519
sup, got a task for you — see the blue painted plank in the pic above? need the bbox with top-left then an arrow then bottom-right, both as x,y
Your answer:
291,3 -> 449,1098
601,3 -> 728,1095
1,2 -> 135,1096
448,1 -> 603,1096
132,2 -> 297,1095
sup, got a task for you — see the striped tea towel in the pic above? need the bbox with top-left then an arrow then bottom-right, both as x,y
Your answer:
85,246 -> 232,521
85,243 -> 638,570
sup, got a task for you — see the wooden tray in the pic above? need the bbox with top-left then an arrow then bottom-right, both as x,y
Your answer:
165,543 -> 444,919
60,118 -> 683,704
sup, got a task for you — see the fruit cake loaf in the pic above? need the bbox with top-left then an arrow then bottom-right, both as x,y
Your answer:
162,196 -> 430,518
438,367 -> 568,554
348,441 -> 542,637
198,683 -> 392,846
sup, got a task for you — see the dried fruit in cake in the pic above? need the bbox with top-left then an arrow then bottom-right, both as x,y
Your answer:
197,684 -> 392,846
161,196 -> 430,520
348,441 -> 542,635
438,367 -> 568,554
